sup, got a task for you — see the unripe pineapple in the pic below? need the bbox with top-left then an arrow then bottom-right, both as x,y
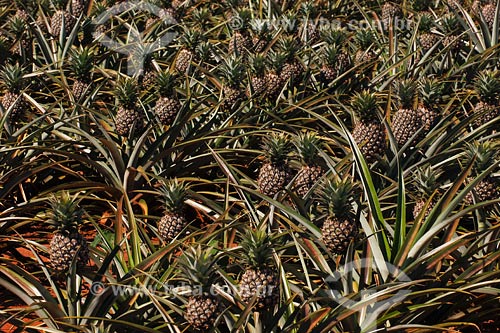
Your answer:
278,37 -> 304,86
70,47 -> 94,101
293,132 -> 324,198
48,191 -> 89,274
381,1 -> 402,29
391,80 -> 423,147
154,70 -> 181,126
113,78 -> 144,137
177,246 -> 222,330
239,229 -> 279,310
412,166 -> 443,219
175,29 -> 202,73
51,0 -> 76,39
247,54 -> 267,97
257,133 -> 294,197
440,14 -> 463,54
463,141 -> 499,207
418,13 -> 439,53
418,77 -> 443,133
472,70 -> 500,127
250,19 -> 271,53
228,9 -> 252,56
351,91 -> 386,162
1,63 -> 28,122
354,29 -> 377,66
219,58 -> 245,112
158,179 -> 188,242
318,177 -> 359,254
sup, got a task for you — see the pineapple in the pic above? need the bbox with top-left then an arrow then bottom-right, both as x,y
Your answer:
158,179 -> 188,242
228,9 -> 252,56
318,177 -> 359,254
113,78 -> 144,137
219,57 -> 245,112
239,229 -> 279,310
410,0 -> 433,12
175,29 -> 202,73
70,47 -> 94,101
319,28 -> 350,84
250,19 -> 271,53
464,141 -> 499,207
391,80 -> 423,147
177,246 -> 221,330
154,70 -> 181,126
381,1 -> 402,29
279,37 -> 304,86
298,2 -> 319,43
9,14 -> 32,58
247,54 -> 267,97
440,14 -> 463,54
351,91 -> 387,162
0,63 -> 28,122
472,70 -> 500,128
354,29 -> 377,66
257,133 -> 294,197
447,0 -> 464,11
264,52 -> 286,101
412,166 -> 443,219
51,0 -> 77,38
293,132 -> 324,198
48,192 -> 89,274
479,1 -> 496,29
71,0 -> 88,16
418,77 -> 442,133
418,13 -> 439,53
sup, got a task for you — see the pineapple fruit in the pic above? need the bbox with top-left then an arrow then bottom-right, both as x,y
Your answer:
228,9 -> 252,57
412,166 -> 443,219
354,29 -> 377,66
175,29 -> 202,73
381,1 -> 402,29
220,57 -> 245,112
48,192 -> 89,274
1,63 -> 28,122
391,80 -> 423,147
71,0 -> 88,16
293,132 -> 324,198
417,77 -> 442,133
318,177 -> 359,254
257,133 -> 294,197
352,91 -> 387,162
51,0 -> 76,38
247,54 -> 267,98
463,141 -> 499,207
472,70 -> 500,128
158,179 -> 188,242
239,229 -> 279,310
154,70 -> 181,126
113,78 -> 144,137
70,47 -> 94,101
278,37 -> 304,87
319,28 -> 351,85
177,246 -> 221,330
418,13 -> 439,53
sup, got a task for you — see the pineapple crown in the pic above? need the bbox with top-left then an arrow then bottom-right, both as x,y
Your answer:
396,79 -> 417,109
463,140 -> 499,174
159,179 -> 188,213
240,228 -> 274,268
9,16 -> 28,36
262,133 -> 293,164
191,7 -> 211,26
280,12 -> 299,34
179,28 -> 203,50
474,70 -> 500,104
354,29 -> 375,49
413,165 -> 443,197
300,1 -> 318,17
156,70 -> 177,96
219,57 -> 245,87
351,90 -> 379,121
0,63 -> 25,92
321,28 -> 348,46
177,245 -> 221,289
47,191 -> 82,235
420,77 -> 444,107
232,8 -> 252,30
323,44 -> 343,66
70,47 -> 94,79
294,131 -> 321,165
52,0 -> 68,10
418,13 -> 435,32
278,36 -> 300,61
268,51 -> 287,72
196,41 -> 213,62
318,177 -> 357,217
114,77 -> 138,107
440,14 -> 460,34
248,54 -> 267,76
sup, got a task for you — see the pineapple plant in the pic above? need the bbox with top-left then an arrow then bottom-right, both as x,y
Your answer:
318,177 -> 359,254
8,14 -> 32,58
319,28 -> 351,84
0,63 -> 29,122
354,29 -> 377,66
48,192 -> 89,274
177,246 -> 222,330
418,77 -> 442,133
412,165 -> 443,219
463,141 -> 499,207
239,229 -> 279,310
247,53 -> 267,97
51,0 -> 77,38
158,179 -> 188,242
219,57 -> 245,112
264,52 -> 286,101
298,2 -> 319,43
293,132 -> 324,198
257,133 -> 294,197
228,9 -> 252,56
70,47 -> 94,101
391,80 -> 423,147
352,91 -> 387,162
154,70 -> 181,126
175,29 -> 202,73
472,70 -> 500,128
113,78 -> 144,137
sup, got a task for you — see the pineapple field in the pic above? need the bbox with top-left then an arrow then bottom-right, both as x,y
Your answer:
1,0 -> 500,331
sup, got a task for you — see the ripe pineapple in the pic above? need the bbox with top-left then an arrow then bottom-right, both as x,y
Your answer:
318,177 -> 359,254
48,192 -> 89,274
247,54 -> 267,97
418,77 -> 442,133
239,229 -> 279,310
70,47 -> 94,101
71,0 -> 88,16
219,58 -> 245,112
51,0 -> 76,38
352,91 -> 386,162
472,70 -> 500,127
381,1 -> 402,29
391,80 -> 423,147
175,29 -> 202,73
412,166 -> 443,219
293,132 -> 324,198
257,133 -> 294,197
154,70 -> 181,126
354,29 -> 377,66
177,246 -> 221,330
0,63 -> 28,122
113,78 -> 144,137
158,179 -> 188,242
463,141 -> 499,206
418,13 -> 439,53
480,1 -> 496,28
